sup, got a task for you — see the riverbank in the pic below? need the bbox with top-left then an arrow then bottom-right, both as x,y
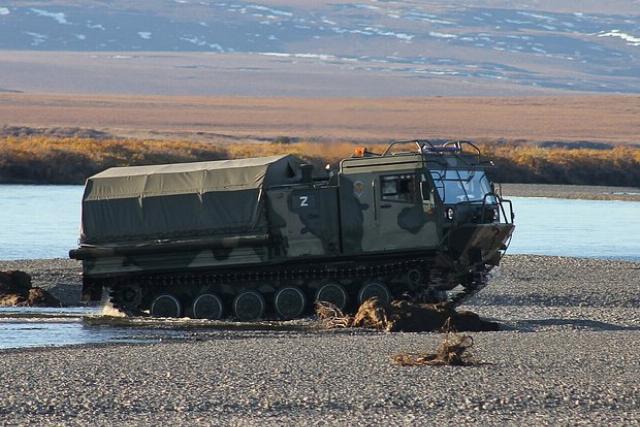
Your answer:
501,183 -> 640,202
0,255 -> 639,424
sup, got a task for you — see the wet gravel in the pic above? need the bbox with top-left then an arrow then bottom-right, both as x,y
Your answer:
1,254 -> 639,425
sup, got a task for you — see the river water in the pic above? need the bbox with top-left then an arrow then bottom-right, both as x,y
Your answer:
0,185 -> 638,261
0,184 -> 638,350
0,185 -> 82,260
507,196 -> 640,261
0,307 -> 203,350
0,307 -> 143,350
0,306 -> 311,350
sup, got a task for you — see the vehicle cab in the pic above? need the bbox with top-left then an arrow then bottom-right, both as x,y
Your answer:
339,140 -> 514,272
422,141 -> 514,269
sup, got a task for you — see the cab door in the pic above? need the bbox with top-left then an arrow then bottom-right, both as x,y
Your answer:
374,171 -> 439,251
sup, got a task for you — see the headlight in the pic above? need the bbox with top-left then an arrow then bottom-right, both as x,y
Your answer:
446,207 -> 455,220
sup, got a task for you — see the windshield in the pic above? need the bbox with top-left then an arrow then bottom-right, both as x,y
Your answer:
430,169 -> 495,204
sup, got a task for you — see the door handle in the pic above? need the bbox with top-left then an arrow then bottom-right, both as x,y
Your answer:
372,180 -> 378,222
380,204 -> 392,209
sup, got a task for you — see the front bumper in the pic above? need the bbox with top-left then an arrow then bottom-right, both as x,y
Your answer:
447,222 -> 515,266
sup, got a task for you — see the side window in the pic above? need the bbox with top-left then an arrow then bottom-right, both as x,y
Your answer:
380,174 -> 417,203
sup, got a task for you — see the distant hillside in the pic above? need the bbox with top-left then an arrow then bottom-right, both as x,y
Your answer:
0,1 -> 638,95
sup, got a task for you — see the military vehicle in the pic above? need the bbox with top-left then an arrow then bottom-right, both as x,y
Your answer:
70,140 -> 514,320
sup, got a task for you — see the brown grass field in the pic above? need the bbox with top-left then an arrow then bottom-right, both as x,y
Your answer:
1,136 -> 639,186
1,93 -> 639,144
0,93 -> 639,185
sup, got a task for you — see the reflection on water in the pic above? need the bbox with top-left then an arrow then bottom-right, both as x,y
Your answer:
0,185 -> 638,260
0,322 -> 136,350
0,307 -> 135,350
0,307 -> 183,350
0,306 -> 314,350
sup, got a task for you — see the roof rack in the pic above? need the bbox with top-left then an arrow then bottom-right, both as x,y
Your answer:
381,140 -> 424,156
378,139 -> 485,169
440,140 -> 481,156
382,139 -> 481,156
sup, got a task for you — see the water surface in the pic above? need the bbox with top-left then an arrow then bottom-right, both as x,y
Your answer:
508,196 -> 640,261
0,307 -> 312,350
0,307 -> 149,350
0,185 -> 82,260
0,185 -> 638,260
0,185 -> 638,350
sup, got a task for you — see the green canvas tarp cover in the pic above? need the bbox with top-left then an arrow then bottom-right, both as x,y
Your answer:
81,155 -> 304,244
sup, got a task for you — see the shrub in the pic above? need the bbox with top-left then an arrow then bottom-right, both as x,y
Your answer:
0,136 -> 638,186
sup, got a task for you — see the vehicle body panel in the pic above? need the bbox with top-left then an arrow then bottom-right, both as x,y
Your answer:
70,140 -> 515,314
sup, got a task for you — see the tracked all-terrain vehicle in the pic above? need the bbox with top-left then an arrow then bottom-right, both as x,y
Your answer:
70,140 -> 514,320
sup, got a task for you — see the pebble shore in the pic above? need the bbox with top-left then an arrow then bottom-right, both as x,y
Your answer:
0,254 -> 639,425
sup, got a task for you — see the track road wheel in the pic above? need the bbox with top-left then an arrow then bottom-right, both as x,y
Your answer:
108,286 -> 143,316
316,283 -> 348,311
406,268 -> 422,290
233,291 -> 265,321
192,293 -> 224,320
274,287 -> 306,319
358,282 -> 391,305
150,294 -> 182,318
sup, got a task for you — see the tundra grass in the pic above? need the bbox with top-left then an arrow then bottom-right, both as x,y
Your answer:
1,136 -> 639,186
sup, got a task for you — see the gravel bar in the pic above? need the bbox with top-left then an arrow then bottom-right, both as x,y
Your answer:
1,254 -> 639,425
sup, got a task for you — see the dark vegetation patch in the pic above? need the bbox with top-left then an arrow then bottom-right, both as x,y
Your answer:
392,333 -> 477,367
0,270 -> 60,307
484,142 -> 640,187
1,126 -> 113,140
316,298 -> 500,333
537,140 -> 615,150
317,298 -> 488,366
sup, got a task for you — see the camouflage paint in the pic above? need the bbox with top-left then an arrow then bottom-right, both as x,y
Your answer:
339,153 -> 440,253
73,148 -> 514,294
82,246 -> 269,278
